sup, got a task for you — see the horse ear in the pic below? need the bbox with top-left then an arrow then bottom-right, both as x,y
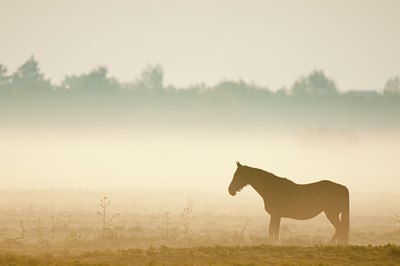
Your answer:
236,161 -> 242,168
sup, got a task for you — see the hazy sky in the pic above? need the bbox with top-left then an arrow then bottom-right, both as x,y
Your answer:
0,0 -> 399,90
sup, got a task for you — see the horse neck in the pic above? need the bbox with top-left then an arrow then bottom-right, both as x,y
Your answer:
246,167 -> 272,197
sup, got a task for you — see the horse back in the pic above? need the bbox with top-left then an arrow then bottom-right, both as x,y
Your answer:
263,179 -> 348,219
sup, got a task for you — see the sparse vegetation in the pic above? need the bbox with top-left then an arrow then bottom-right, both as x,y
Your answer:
180,207 -> 194,246
50,216 -> 56,242
233,220 -> 249,243
97,196 -> 119,238
162,211 -> 171,241
0,191 -> 398,252
0,190 -> 397,266
35,218 -> 44,243
18,221 -> 27,242
64,215 -> 81,242
180,208 -> 193,237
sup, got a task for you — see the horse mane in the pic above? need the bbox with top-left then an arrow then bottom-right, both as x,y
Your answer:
244,165 -> 295,185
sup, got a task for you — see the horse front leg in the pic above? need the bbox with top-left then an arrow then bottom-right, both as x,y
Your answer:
269,215 -> 281,241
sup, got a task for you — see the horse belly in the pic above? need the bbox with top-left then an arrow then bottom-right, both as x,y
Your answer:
266,196 -> 324,220
282,208 -> 323,220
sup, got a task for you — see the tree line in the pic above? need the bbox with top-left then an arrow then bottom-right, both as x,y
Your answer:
1,56 -> 399,100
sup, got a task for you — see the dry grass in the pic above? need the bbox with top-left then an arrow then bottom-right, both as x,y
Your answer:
0,190 -> 399,264
1,244 -> 400,265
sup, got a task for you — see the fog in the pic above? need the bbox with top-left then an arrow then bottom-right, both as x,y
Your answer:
1,58 -> 399,196
1,2 -> 400,262
1,123 -> 398,193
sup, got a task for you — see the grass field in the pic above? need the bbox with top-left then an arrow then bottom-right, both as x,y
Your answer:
1,244 -> 400,265
0,190 -> 399,265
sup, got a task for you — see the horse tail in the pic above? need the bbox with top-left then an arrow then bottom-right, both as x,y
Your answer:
341,186 -> 350,245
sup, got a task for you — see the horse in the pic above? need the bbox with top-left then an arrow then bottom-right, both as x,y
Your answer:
228,162 -> 349,245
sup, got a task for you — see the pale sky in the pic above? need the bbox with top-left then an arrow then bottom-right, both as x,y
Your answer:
0,0 -> 399,90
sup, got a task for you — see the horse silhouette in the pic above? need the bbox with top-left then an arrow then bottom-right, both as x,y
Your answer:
228,162 -> 349,244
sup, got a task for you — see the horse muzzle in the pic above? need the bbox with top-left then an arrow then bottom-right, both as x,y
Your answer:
229,186 -> 242,196
228,186 -> 236,196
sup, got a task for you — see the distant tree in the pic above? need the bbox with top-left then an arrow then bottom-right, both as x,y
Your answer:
291,70 -> 338,96
275,87 -> 288,96
383,76 -> 400,96
61,66 -> 119,93
0,64 -> 11,96
0,64 -> 10,87
211,80 -> 246,101
137,64 -> 164,91
0,64 -> 10,93
10,56 -> 52,95
213,80 -> 269,95
207,80 -> 271,107
214,80 -> 247,94
185,82 -> 206,93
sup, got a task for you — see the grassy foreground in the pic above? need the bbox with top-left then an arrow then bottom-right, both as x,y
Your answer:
1,244 -> 400,265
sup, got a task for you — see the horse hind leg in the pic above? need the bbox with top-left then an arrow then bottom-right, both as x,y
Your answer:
324,210 -> 342,244
269,216 -> 281,241
340,191 -> 350,245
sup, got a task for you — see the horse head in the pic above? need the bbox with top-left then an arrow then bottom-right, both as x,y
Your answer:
228,161 -> 248,196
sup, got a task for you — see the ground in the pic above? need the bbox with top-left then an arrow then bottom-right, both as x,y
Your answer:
0,191 -> 400,265
1,244 -> 400,265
